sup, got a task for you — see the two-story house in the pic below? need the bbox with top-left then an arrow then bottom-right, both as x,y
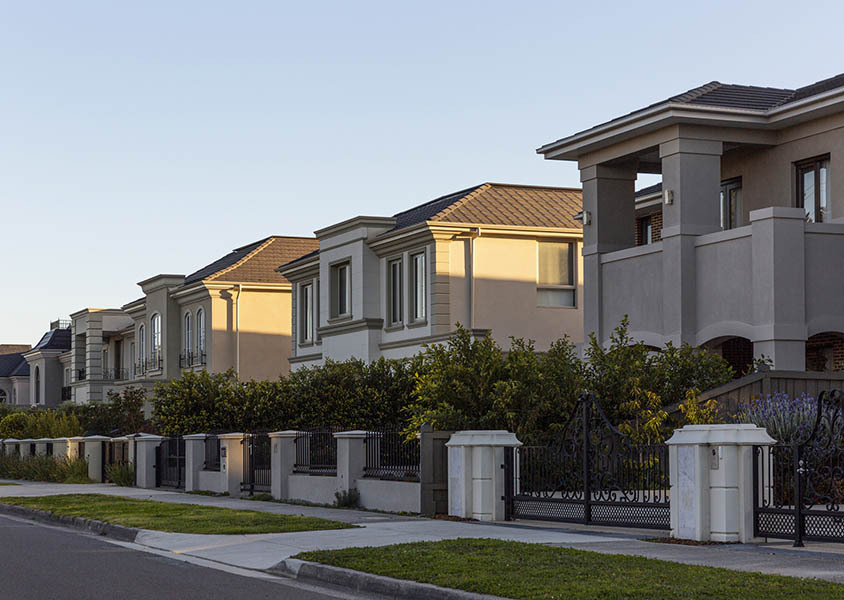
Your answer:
279,183 -> 584,368
68,235 -> 318,404
0,345 -> 30,406
22,321 -> 72,407
538,73 -> 844,373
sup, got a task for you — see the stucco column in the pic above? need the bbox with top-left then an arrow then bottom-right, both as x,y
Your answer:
134,435 -> 165,488
4,439 -> 19,456
183,434 -> 208,493
219,433 -> 246,498
269,431 -> 298,500
750,207 -> 807,370
334,431 -> 367,495
666,424 -> 775,542
579,164 -> 637,344
52,438 -> 70,458
84,435 -> 110,483
34,439 -> 50,456
659,137 -> 723,346
446,431 -> 522,521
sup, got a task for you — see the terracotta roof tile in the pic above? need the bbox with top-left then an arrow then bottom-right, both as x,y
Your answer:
205,236 -> 319,285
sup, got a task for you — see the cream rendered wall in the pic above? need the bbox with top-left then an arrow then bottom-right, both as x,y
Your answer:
471,236 -> 584,350
177,296 -> 211,369
12,378 -> 29,406
720,114 -> 844,222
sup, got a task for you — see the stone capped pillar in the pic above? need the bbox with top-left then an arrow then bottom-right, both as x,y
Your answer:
219,433 -> 246,498
83,435 -> 110,483
334,431 -> 367,495
446,431 -> 522,521
183,434 -> 209,493
34,438 -> 51,456
666,424 -> 775,542
52,438 -> 70,458
269,431 -> 298,500
4,439 -> 19,456
134,435 -> 165,489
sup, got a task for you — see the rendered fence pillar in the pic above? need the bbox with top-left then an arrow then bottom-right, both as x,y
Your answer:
20,439 -> 35,457
52,438 -> 70,458
34,438 -> 49,456
68,437 -> 85,460
4,439 -> 19,456
269,431 -> 298,500
219,433 -> 246,498
666,424 -> 775,543
134,435 -> 165,489
334,431 -> 367,495
446,431 -> 522,521
183,434 -> 208,493
83,436 -> 110,483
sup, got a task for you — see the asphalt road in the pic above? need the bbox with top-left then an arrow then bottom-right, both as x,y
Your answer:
0,514 -> 359,600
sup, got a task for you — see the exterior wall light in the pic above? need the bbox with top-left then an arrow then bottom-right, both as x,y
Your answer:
663,189 -> 674,205
574,210 -> 592,226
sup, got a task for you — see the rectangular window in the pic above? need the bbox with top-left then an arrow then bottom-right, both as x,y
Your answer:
797,156 -> 830,223
638,216 -> 653,245
720,178 -> 743,230
387,258 -> 403,325
537,242 -> 576,307
330,262 -> 350,318
300,283 -> 313,343
315,278 -> 321,341
411,252 -> 426,321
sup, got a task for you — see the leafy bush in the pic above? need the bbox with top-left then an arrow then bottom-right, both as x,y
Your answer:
0,410 -> 83,439
60,387 -> 153,436
105,462 -> 135,487
735,393 -> 828,443
334,488 -> 360,508
0,454 -> 91,484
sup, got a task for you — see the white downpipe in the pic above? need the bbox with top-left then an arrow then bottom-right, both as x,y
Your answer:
235,284 -> 242,377
468,228 -> 481,331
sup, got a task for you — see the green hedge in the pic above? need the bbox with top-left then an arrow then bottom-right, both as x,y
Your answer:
0,454 -> 91,484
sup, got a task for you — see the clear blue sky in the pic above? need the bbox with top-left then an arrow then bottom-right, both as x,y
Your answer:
2,1 -> 842,343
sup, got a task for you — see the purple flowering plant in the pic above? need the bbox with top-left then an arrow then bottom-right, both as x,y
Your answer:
735,393 -> 835,444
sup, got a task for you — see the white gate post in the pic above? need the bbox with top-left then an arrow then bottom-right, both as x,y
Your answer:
335,431 -> 367,496
183,434 -> 208,493
269,431 -> 298,500
666,424 -> 776,542
218,433 -> 246,498
446,431 -> 522,521
83,435 -> 110,483
134,435 -> 165,489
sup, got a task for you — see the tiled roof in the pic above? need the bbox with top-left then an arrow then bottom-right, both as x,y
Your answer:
11,358 -> 29,377
0,353 -> 27,378
187,236 -> 319,285
0,344 -> 31,355
402,183 -> 583,230
635,183 -> 662,198
30,328 -> 72,352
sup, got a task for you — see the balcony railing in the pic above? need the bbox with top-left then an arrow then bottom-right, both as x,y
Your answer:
61,387 -> 72,402
50,319 -> 71,330
75,369 -> 87,382
101,368 -> 130,381
179,351 -> 208,368
145,355 -> 162,372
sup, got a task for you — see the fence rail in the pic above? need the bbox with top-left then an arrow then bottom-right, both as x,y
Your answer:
364,430 -> 420,482
294,428 -> 339,475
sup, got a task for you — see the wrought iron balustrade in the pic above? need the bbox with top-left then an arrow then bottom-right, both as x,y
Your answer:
61,387 -> 72,402
294,428 -> 339,475
364,429 -> 420,481
75,369 -> 87,382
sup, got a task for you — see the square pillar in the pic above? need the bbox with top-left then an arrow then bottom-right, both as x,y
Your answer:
269,431 -> 298,500
20,439 -> 35,457
134,435 -> 164,489
4,439 -> 19,456
84,435 -> 110,483
666,424 -> 775,543
334,431 -> 367,495
750,207 -> 807,370
219,433 -> 246,498
659,137 -> 723,346
52,438 -> 70,458
446,431 -> 522,522
35,439 -> 51,456
579,164 -> 638,344
183,434 -> 208,493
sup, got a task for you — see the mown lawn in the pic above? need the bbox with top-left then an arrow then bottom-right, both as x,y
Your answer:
296,538 -> 844,600
0,482 -> 20,486
1,494 -> 354,535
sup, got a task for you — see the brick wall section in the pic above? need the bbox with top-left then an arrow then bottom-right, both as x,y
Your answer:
634,210 -> 663,246
806,333 -> 844,371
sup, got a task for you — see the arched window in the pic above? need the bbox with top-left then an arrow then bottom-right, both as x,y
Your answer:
0,390 -> 6,404
184,312 -> 192,354
150,314 -> 162,365
196,308 -> 206,355
138,324 -> 146,370
34,367 -> 41,405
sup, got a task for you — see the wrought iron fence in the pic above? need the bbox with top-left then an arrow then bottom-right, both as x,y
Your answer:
179,352 -> 194,368
145,355 -> 163,371
241,432 -> 272,495
156,437 -> 185,489
101,368 -> 130,381
294,428 -> 339,475
61,387 -> 72,402
364,430 -> 420,481
204,435 -> 221,471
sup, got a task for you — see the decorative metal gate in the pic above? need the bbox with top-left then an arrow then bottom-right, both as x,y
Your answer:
754,389 -> 844,546
155,437 -> 185,489
241,432 -> 271,495
504,394 -> 670,529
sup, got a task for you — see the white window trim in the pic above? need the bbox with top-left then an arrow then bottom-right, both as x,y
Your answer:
149,313 -> 162,365
329,260 -> 352,320
409,249 -> 427,323
536,241 -> 578,309
387,256 -> 404,327
299,282 -> 314,344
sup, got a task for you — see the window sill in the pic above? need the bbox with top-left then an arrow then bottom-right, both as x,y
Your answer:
406,319 -> 428,329
384,323 -> 404,332
536,305 -> 578,310
298,341 -> 315,348
327,314 -> 352,324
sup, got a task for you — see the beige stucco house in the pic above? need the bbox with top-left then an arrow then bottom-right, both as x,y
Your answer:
22,322 -> 72,407
278,183 -> 584,368
539,72 -> 844,374
68,236 -> 318,404
0,345 -> 31,406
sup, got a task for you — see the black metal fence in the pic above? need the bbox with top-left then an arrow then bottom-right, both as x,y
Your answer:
241,432 -> 272,495
364,430 -> 420,482
156,437 -> 185,488
294,428 -> 339,475
504,394 -> 670,529
102,368 -> 129,381
204,435 -> 221,471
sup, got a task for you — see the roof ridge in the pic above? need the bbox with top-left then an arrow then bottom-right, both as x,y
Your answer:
670,81 -> 722,104
483,182 -> 582,192
206,237 -> 277,282
430,183 -> 492,222
391,184 -> 483,218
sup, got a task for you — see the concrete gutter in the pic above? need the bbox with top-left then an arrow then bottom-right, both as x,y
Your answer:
271,558 -> 507,600
0,502 -> 139,542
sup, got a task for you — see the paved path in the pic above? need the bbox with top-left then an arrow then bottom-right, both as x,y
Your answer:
4,479 -> 844,584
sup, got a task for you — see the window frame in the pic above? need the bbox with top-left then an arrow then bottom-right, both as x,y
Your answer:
387,257 -> 404,326
796,155 -> 830,223
184,312 -> 192,355
638,215 -> 653,245
536,241 -> 577,308
720,177 -> 743,230
150,313 -> 162,364
196,308 -> 206,355
410,250 -> 427,322
138,324 -> 146,366
299,282 -> 314,344
329,261 -> 351,319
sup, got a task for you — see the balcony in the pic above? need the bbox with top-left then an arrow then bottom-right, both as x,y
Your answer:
101,368 -> 130,381
75,369 -> 87,382
179,351 -> 207,368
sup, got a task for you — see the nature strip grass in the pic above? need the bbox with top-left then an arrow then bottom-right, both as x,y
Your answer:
1,494 -> 355,535
296,538 -> 844,600
0,482 -> 20,486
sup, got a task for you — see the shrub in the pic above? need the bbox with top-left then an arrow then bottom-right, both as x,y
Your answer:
105,462 -> 135,487
334,488 -> 360,508
0,454 -> 91,484
61,387 -> 153,436
735,393 -> 828,443
0,410 -> 84,439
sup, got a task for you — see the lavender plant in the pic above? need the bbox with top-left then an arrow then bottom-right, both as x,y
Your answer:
735,393 -> 833,444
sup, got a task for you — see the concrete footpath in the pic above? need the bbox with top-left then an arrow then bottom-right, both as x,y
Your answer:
2,480 -> 844,584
